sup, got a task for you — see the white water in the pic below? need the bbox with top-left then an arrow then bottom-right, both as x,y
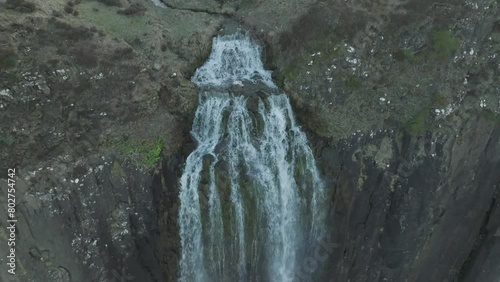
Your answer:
151,0 -> 167,8
192,32 -> 275,88
178,31 -> 326,282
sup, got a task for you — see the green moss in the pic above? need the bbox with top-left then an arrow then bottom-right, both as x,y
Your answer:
345,76 -> 361,90
406,109 -> 431,135
430,30 -> 459,59
111,137 -> 164,168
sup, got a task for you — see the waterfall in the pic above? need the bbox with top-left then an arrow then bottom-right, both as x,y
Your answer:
178,31 -> 326,282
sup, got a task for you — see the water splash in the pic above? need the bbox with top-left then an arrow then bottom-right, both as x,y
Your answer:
178,31 -> 326,282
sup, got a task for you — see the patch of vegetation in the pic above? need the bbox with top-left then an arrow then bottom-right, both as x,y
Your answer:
0,46 -> 17,69
0,135 -> 15,146
405,109 -> 431,135
70,46 -> 99,67
64,5 -> 74,14
430,30 -> 459,59
394,49 -> 418,63
433,92 -> 449,107
481,109 -> 500,124
127,37 -> 143,47
64,2 -> 80,16
277,38 -> 344,87
47,18 -> 97,41
112,46 -> 134,60
281,65 -> 299,84
112,137 -> 165,168
117,3 -> 147,16
77,2 -> 152,49
345,75 -> 361,90
52,10 -> 63,17
111,162 -> 127,178
4,71 -> 21,84
97,0 -> 122,7
305,38 -> 343,60
5,0 -> 36,13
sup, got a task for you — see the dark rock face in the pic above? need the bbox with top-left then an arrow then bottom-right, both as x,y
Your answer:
307,117 -> 500,282
460,192 -> 500,282
0,154 -> 185,282
242,0 -> 500,279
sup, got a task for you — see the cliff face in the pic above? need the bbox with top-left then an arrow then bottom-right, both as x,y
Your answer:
310,118 -> 500,282
0,0 -> 499,281
0,1 -> 209,281
255,0 -> 500,281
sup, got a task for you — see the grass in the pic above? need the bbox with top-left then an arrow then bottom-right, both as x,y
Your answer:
406,109 -> 431,135
5,0 -> 36,13
117,3 -> 147,16
77,1 -> 152,44
281,64 -> 299,84
112,137 -> 164,168
430,30 -> 459,59
345,75 -> 361,90
4,72 -> 21,85
394,49 -> 419,63
482,109 -> 500,124
111,161 -> 127,177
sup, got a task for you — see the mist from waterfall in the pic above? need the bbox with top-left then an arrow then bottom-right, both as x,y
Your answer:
178,31 -> 326,282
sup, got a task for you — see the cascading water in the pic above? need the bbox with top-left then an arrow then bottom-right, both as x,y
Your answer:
178,30 -> 326,282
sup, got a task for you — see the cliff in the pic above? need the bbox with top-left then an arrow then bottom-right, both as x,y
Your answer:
0,0 -> 499,281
